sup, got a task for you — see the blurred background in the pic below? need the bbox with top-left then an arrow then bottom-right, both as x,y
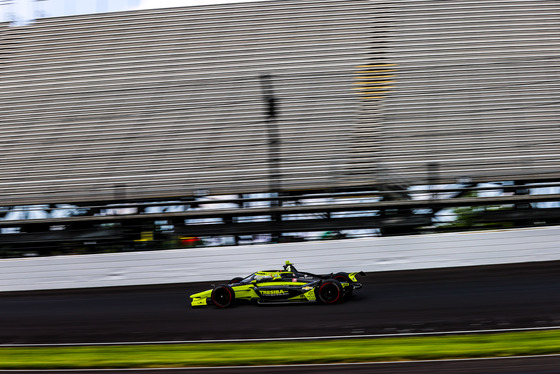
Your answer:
0,0 -> 559,259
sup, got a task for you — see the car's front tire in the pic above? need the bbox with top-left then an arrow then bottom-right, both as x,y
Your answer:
316,279 -> 343,304
211,284 -> 235,308
229,277 -> 244,285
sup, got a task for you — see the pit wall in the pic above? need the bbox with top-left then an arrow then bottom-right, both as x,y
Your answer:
1,226 -> 559,292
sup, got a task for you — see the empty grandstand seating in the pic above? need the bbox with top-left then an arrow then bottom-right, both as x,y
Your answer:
0,0 -> 559,206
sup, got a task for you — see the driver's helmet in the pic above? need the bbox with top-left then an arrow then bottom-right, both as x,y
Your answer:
284,260 -> 295,272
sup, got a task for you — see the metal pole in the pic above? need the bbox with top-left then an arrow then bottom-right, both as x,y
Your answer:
260,74 -> 281,196
259,74 -> 282,241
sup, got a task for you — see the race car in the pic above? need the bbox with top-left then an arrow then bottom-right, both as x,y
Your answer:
190,261 -> 365,308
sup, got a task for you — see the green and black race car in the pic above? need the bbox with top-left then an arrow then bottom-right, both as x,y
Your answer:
190,261 -> 365,308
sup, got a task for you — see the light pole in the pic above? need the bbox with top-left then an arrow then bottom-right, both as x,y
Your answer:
260,74 -> 282,241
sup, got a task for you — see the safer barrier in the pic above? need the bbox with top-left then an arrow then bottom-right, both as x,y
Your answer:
1,226 -> 559,292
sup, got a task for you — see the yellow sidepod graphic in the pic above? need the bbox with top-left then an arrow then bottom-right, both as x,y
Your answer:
261,290 -> 289,296
230,284 -> 259,300
303,287 -> 317,301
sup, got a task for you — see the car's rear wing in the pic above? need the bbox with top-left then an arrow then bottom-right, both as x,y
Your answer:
349,271 -> 366,283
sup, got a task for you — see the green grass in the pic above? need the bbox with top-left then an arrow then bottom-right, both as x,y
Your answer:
1,330 -> 560,369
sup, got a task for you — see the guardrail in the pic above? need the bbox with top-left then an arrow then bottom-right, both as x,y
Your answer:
1,226 -> 559,292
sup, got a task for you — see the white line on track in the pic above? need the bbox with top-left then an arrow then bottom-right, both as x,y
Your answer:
1,354 -> 560,372
1,325 -> 560,347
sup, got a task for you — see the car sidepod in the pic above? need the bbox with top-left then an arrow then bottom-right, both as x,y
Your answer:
254,281 -> 318,304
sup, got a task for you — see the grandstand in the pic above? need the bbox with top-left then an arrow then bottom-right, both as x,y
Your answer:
1,0 -> 558,206
377,0 -> 560,184
0,0 -> 559,254
0,0 -> 375,205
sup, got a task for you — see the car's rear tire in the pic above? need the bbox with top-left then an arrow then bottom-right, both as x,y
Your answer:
316,279 -> 343,304
211,284 -> 235,308
333,272 -> 351,283
333,272 -> 353,299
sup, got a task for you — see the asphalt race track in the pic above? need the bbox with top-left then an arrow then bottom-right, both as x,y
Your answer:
2,261 -> 560,345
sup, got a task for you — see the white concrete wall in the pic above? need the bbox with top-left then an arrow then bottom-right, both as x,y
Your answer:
1,226 -> 559,292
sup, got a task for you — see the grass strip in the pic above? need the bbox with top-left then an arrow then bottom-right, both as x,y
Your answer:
1,330 -> 560,369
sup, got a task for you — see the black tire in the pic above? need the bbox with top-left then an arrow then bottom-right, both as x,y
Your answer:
316,279 -> 343,304
211,284 -> 235,308
333,272 -> 353,299
229,277 -> 244,285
